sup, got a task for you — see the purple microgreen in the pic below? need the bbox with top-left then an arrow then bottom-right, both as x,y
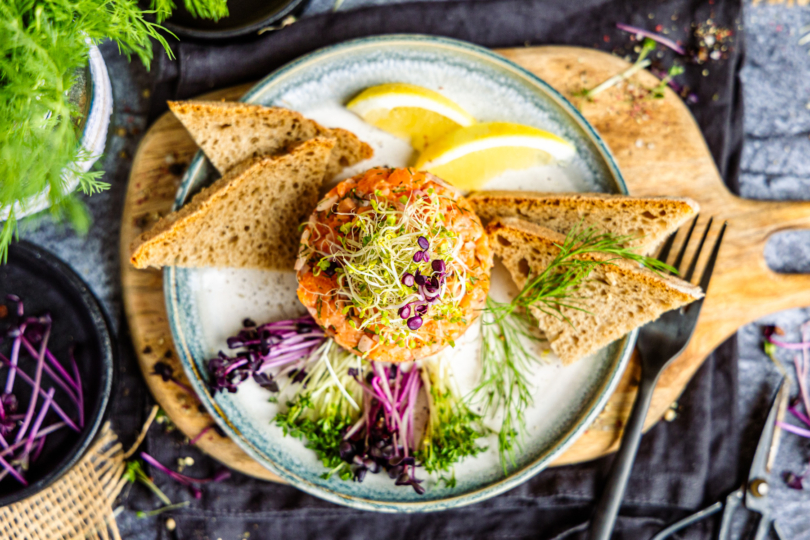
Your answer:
417,236 -> 429,250
407,317 -> 423,331
70,351 -> 84,428
616,23 -> 686,55
412,251 -> 423,263
207,315 -> 325,394
18,337 -> 79,403
0,449 -> 27,485
789,404 -> 810,429
23,387 -> 54,461
252,372 -> 279,392
0,354 -> 79,431
4,328 -> 22,395
140,452 -> 231,499
15,321 -> 50,444
778,421 -> 810,439
0,422 -> 65,461
784,471 -> 804,490
401,273 -> 415,287
431,259 -> 445,273
189,424 -> 217,446
398,305 -> 411,320
151,361 -> 196,396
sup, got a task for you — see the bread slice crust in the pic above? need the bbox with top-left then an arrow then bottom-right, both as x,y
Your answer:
470,191 -> 698,254
168,100 -> 373,178
487,217 -> 703,364
130,138 -> 335,271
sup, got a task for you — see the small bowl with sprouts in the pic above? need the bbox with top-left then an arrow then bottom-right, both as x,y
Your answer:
0,242 -> 114,506
295,167 -> 493,364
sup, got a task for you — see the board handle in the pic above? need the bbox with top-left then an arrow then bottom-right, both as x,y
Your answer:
733,198 -> 810,310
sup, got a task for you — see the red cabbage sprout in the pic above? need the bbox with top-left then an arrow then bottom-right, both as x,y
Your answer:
0,295 -> 81,485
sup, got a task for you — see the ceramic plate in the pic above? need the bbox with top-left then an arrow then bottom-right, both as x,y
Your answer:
167,35 -> 635,512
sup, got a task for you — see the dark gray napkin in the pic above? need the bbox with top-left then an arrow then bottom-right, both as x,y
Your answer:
122,1 -> 746,538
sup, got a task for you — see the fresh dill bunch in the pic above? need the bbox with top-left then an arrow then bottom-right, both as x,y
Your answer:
472,301 -> 540,472
488,224 -> 675,325
150,0 -> 229,22
0,0 -> 174,262
418,357 -> 486,483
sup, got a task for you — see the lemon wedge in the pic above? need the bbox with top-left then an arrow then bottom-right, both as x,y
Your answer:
347,83 -> 476,151
414,122 -> 576,191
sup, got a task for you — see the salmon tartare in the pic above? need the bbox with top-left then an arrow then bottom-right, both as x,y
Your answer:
296,167 -> 492,363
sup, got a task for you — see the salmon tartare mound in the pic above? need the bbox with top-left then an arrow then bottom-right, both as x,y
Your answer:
296,167 -> 492,363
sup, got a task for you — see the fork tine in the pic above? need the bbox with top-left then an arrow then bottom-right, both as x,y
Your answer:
656,232 -> 677,267
672,216 -> 699,273
684,217 -> 714,282
698,221 -> 726,292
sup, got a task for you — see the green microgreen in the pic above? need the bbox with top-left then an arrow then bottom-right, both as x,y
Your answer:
574,38 -> 657,100
124,460 -> 173,505
274,342 -> 366,480
418,356 -> 486,484
308,189 -> 467,347
651,64 -> 686,99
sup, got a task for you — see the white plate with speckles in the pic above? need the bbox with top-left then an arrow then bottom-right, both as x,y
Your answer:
166,35 -> 635,512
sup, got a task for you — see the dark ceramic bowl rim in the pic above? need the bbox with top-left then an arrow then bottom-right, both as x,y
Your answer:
163,0 -> 308,40
0,241 -> 115,507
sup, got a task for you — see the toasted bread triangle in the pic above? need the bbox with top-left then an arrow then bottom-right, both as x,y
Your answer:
487,217 -> 703,364
470,191 -> 698,254
130,138 -> 335,271
168,100 -> 373,178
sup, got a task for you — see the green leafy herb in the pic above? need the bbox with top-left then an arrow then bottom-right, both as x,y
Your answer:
418,357 -> 486,483
274,342 -> 364,480
150,0 -> 229,22
0,0 -> 177,262
0,0 -> 230,262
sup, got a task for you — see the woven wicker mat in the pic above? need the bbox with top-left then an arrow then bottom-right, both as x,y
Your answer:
0,422 -> 126,540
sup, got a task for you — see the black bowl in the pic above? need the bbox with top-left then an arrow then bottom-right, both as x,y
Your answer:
163,0 -> 309,40
0,241 -> 115,506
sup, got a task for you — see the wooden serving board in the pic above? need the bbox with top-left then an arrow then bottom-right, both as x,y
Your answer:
120,46 -> 810,482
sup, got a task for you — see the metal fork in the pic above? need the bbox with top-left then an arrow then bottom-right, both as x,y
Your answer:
587,216 -> 727,540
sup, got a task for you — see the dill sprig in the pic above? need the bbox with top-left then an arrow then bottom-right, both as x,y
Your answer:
488,224 -> 674,325
477,224 -> 674,470
472,301 -> 541,472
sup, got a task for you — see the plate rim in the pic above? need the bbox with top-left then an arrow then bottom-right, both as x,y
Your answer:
167,34 -> 636,512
